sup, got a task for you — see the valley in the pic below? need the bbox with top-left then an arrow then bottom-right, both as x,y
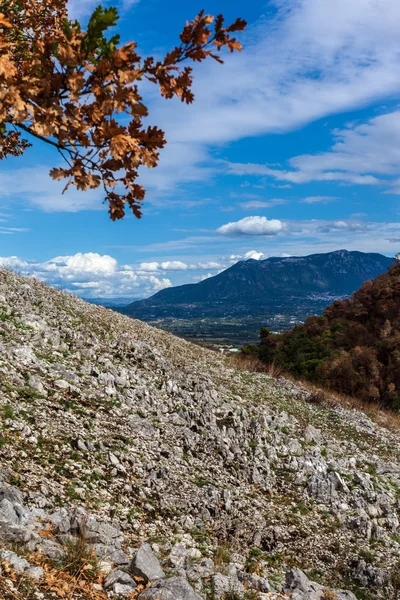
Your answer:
116,250 -> 393,347
135,298 -> 338,347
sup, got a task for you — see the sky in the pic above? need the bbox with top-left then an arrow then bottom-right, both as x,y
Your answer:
2,0 -> 400,299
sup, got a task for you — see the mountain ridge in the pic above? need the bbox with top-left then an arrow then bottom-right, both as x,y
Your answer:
120,251 -> 395,343
123,250 -> 394,312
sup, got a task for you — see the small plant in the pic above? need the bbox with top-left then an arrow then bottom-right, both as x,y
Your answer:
60,535 -> 100,581
214,543 -> 233,568
65,483 -> 82,501
2,404 -> 15,420
293,502 -> 310,516
9,473 -> 21,486
193,477 -> 210,488
245,547 -> 264,574
358,548 -> 376,564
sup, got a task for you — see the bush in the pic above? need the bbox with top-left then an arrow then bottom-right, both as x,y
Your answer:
244,263 -> 400,410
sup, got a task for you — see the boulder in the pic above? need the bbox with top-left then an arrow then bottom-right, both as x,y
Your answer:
130,543 -> 165,583
138,576 -> 202,600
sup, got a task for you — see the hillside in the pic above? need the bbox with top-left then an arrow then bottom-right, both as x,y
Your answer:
123,250 -> 394,318
1,268 -> 400,599
247,262 -> 400,409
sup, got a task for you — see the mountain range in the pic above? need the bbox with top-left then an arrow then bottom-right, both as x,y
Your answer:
121,250 -> 394,331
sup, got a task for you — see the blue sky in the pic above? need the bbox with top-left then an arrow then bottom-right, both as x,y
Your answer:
2,0 -> 400,298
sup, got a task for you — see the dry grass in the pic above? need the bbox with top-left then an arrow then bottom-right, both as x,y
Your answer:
0,532 -> 150,600
229,354 -> 400,432
230,354 -> 283,378
0,568 -> 37,600
294,377 -> 400,432
0,543 -> 108,600
59,536 -> 100,581
213,542 -> 233,569
322,590 -> 340,600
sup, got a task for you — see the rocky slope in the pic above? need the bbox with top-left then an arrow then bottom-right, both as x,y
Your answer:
1,268 -> 400,600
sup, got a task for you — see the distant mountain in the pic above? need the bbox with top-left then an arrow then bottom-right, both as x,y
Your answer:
122,250 -> 394,322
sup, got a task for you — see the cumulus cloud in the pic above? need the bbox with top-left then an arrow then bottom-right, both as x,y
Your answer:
217,216 -> 284,237
0,253 -> 171,299
229,251 -> 266,262
0,256 -> 28,269
160,261 -> 188,271
243,250 -> 265,260
138,260 -> 222,273
46,253 -> 117,277
138,262 -> 160,273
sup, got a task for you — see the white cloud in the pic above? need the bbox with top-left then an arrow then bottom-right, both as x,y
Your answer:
226,160 -> 380,185
138,259 -> 222,272
228,250 -> 265,262
328,220 -> 367,231
243,250 -> 265,260
138,262 -> 161,273
0,253 -> 171,299
0,166 -> 103,212
45,253 -> 117,277
0,227 -> 30,235
238,199 -> 287,210
0,256 -> 28,269
146,275 -> 172,292
160,261 -> 188,271
301,196 -> 339,204
227,110 -> 400,191
139,0 -> 400,192
217,216 -> 284,237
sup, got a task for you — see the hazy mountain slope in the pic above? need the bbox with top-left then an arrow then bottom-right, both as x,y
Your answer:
0,268 -> 400,599
123,251 -> 394,319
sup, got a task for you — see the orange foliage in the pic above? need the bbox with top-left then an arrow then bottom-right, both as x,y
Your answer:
250,264 -> 400,409
0,1 -> 246,219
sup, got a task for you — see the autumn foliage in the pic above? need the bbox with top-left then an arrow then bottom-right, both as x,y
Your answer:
0,1 -> 245,219
245,263 -> 400,409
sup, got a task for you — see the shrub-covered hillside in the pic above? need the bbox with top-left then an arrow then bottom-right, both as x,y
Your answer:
246,263 -> 400,408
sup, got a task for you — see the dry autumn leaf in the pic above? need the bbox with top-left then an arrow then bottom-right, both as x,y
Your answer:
0,0 -> 246,220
